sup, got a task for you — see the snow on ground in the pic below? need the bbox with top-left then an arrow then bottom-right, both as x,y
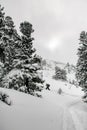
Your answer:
43,69 -> 84,97
0,69 -> 87,130
0,87 -> 64,130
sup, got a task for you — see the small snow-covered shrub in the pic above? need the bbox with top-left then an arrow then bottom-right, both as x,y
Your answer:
53,66 -> 67,81
82,94 -> 87,103
82,90 -> 87,103
18,86 -> 27,92
4,96 -> 12,105
0,91 -> 12,105
68,79 -> 78,87
82,98 -> 87,103
35,93 -> 42,98
57,88 -> 62,95
0,91 -> 9,100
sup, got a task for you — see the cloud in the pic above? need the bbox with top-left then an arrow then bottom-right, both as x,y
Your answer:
1,0 -> 87,64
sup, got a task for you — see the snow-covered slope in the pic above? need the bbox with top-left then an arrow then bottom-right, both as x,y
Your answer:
0,87 -> 64,130
0,84 -> 86,130
42,59 -> 76,83
0,66 -> 86,130
0,59 -> 86,130
43,69 -> 83,97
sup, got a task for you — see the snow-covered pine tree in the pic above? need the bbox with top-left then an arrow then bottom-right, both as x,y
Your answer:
0,5 -> 6,85
0,12 -> 20,73
11,21 -> 44,94
0,5 -> 43,95
76,31 -> 87,95
0,5 -> 5,63
3,16 -> 20,73
53,66 -> 67,81
0,5 -> 21,88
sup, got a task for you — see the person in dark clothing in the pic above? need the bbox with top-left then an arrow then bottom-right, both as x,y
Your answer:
46,83 -> 50,90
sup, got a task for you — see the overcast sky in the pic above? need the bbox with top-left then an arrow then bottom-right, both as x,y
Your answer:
1,0 -> 87,65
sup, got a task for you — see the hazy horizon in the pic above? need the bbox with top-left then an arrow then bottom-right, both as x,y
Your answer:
1,0 -> 87,65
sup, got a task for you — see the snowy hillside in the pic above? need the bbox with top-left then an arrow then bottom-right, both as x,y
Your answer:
41,59 -> 79,95
41,59 -> 76,82
0,82 -> 86,130
42,69 -> 83,97
0,59 -> 86,130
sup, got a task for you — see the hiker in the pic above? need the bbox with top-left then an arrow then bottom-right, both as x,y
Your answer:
46,83 -> 50,90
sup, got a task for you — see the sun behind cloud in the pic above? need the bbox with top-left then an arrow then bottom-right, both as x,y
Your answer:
47,36 -> 62,51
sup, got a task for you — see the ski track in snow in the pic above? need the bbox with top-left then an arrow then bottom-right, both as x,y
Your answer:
70,110 -> 84,130
62,107 -> 76,130
66,99 -> 87,130
61,100 -> 84,130
43,89 -> 86,130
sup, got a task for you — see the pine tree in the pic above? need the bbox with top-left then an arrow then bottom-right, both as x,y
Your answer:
11,21 -> 44,94
0,5 -> 6,85
0,5 -> 43,95
3,16 -> 20,73
53,66 -> 67,81
0,5 -> 5,63
0,13 -> 20,73
76,31 -> 87,94
0,5 -> 5,35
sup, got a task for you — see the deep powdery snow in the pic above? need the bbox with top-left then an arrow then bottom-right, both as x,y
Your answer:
0,69 -> 87,130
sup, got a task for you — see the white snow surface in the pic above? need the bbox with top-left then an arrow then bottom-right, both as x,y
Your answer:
0,69 -> 87,130
43,70 -> 84,96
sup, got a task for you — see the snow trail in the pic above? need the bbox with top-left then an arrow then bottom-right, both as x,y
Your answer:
63,107 -> 76,130
67,99 -> 87,130
70,110 -> 84,130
